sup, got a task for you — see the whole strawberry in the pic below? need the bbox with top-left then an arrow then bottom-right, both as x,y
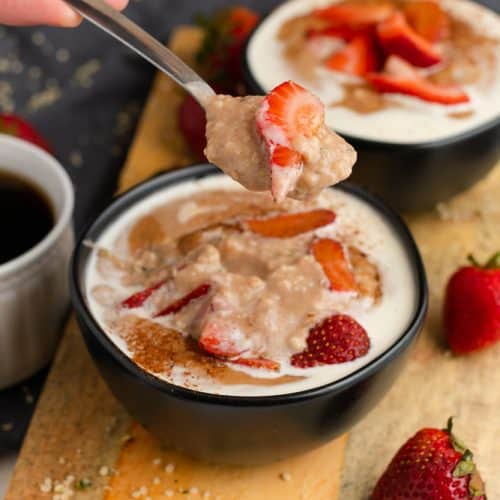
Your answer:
372,418 -> 486,499
291,314 -> 370,368
444,252 -> 500,354
0,114 -> 52,153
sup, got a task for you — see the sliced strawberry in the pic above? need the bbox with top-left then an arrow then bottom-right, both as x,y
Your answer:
256,81 -> 324,201
257,81 -> 324,141
291,314 -> 370,368
199,321 -> 244,358
313,3 -> 394,27
245,209 -> 336,238
377,12 -> 442,67
121,280 -> 167,309
324,34 -> 379,76
307,25 -> 366,42
155,283 -> 211,317
268,144 -> 303,202
311,239 -> 357,292
271,144 -> 302,167
404,0 -> 450,43
367,72 -> 470,105
230,357 -> 280,371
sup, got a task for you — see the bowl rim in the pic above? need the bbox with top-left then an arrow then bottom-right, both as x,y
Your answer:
70,164 -> 428,406
242,0 -> 500,150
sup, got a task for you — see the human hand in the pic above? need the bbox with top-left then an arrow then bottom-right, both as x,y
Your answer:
0,0 -> 129,27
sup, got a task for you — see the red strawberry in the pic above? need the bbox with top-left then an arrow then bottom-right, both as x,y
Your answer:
230,357 -> 280,371
444,252 -> 500,354
324,33 -> 380,76
377,12 -> 442,67
155,283 -> 211,317
307,25 -> 366,43
313,4 -> 394,27
196,6 -> 259,88
121,280 -> 167,309
256,81 -> 324,201
372,418 -> 486,499
368,72 -> 469,104
245,209 -> 336,239
199,321 -> 244,358
311,239 -> 357,292
367,56 -> 469,105
226,7 -> 260,81
404,0 -> 451,43
178,94 -> 207,160
0,114 -> 52,153
291,314 -> 369,368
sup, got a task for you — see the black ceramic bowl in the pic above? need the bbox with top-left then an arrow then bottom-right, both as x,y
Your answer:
70,164 -> 428,465
243,1 -> 500,212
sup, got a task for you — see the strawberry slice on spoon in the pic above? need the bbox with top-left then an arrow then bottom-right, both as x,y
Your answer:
256,81 -> 324,202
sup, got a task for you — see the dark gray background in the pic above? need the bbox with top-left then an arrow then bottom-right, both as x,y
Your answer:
0,0 -> 497,452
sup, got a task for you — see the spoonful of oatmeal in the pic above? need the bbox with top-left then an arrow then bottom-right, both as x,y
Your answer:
64,0 -> 356,202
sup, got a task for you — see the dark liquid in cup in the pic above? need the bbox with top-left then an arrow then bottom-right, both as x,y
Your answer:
0,169 -> 54,265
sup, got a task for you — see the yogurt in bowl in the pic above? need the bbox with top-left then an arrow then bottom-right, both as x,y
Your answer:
71,165 -> 427,464
246,0 -> 500,144
244,0 -> 500,210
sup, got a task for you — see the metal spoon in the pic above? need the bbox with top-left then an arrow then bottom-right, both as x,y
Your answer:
63,0 -> 216,107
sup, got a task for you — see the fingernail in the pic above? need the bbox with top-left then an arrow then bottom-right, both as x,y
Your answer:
59,6 -> 82,27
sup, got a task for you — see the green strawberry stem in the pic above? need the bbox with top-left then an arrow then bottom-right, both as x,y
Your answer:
445,418 -> 486,498
468,251 -> 500,269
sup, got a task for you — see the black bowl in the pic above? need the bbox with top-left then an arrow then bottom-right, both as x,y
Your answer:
243,4 -> 500,212
70,164 -> 428,465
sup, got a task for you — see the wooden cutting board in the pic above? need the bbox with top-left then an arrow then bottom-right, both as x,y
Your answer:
5,26 -> 500,500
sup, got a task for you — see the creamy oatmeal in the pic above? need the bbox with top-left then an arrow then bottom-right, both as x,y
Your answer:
204,82 -> 356,202
246,0 -> 500,143
85,175 -> 417,396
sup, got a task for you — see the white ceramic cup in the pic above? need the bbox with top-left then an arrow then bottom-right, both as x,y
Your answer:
0,134 -> 74,389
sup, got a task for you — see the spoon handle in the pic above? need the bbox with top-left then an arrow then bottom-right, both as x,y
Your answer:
64,0 -> 215,106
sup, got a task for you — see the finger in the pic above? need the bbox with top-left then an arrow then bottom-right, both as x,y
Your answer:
0,0 -> 129,27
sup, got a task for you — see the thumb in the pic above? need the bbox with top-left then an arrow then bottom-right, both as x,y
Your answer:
0,0 -> 129,27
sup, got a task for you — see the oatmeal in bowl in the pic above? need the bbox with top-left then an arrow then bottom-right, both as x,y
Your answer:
71,165 -> 427,463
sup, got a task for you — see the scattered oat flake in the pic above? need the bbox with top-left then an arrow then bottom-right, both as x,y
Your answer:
1,422 -> 13,432
164,463 -> 175,473
0,81 -> 15,113
152,457 -> 162,466
74,478 -> 92,490
131,486 -> 149,498
27,84 -> 61,112
99,466 -> 110,477
56,48 -> 70,63
189,486 -> 199,494
279,472 -> 292,481
69,151 -> 83,167
28,66 -> 42,80
32,31 -> 46,46
152,476 -> 160,485
40,477 -> 53,493
164,490 -> 174,498
72,58 -> 101,88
